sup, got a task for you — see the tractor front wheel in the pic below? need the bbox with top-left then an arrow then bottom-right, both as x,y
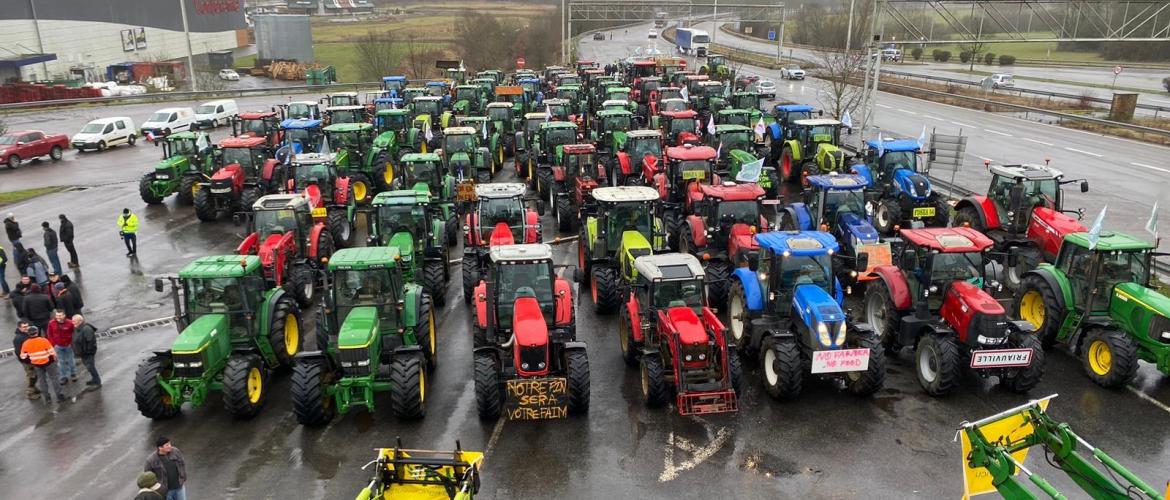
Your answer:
1000,331 -> 1045,393
845,329 -> 886,396
462,253 -> 479,304
1015,275 -> 1063,349
727,281 -> 752,353
291,360 -> 334,426
177,176 -> 199,205
349,173 -> 374,205
133,355 -> 179,419
475,168 -> 491,184
416,294 -> 437,370
705,261 -> 731,311
761,337 -> 802,400
445,213 -> 458,247
314,307 -> 331,351
780,148 -> 796,181
1081,328 -> 1139,388
327,210 -> 355,248
591,265 -> 622,314
566,349 -> 590,415
239,187 -> 261,213
915,333 -> 961,396
268,296 -> 302,368
555,193 -> 574,233
577,227 -> 593,277
139,174 -> 165,205
864,284 -> 901,354
423,260 -> 447,307
222,354 -> 268,418
284,266 -> 315,309
390,353 -> 426,419
640,354 -> 669,407
473,351 -> 502,419
618,306 -> 640,367
193,187 -> 217,222
728,345 -> 744,394
873,199 -> 901,234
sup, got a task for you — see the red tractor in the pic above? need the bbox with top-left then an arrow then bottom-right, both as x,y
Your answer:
862,227 -> 1046,396
623,253 -> 741,415
612,129 -> 664,187
657,109 -> 701,146
236,194 -> 336,307
232,111 -> 284,149
472,243 -> 589,420
195,136 -> 282,222
679,182 -> 769,308
286,153 -> 358,248
951,163 -> 1089,289
655,144 -> 719,250
461,183 -> 543,303
549,144 -> 606,233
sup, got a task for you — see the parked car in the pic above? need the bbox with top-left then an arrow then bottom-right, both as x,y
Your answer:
219,69 -> 240,81
648,29 -> 658,39
755,79 -> 776,98
984,73 -> 1015,89
0,130 -> 69,169
140,107 -> 196,138
71,117 -> 137,152
780,64 -> 805,80
593,32 -> 606,41
881,48 -> 902,62
193,99 -> 239,129
1161,76 -> 1168,92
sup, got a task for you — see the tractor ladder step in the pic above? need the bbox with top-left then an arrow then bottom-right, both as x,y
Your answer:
677,390 -> 738,416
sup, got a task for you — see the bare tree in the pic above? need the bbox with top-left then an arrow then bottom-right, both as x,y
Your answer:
403,35 -> 445,80
194,71 -> 229,91
959,39 -> 987,72
354,31 -> 400,82
813,49 -> 867,122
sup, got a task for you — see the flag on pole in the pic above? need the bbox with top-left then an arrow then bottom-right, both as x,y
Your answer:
753,116 -> 766,137
716,141 -> 722,159
1087,205 -> 1107,250
195,133 -> 209,151
1146,202 -> 1159,240
706,115 -> 716,135
680,85 -> 689,102
424,126 -> 434,143
875,132 -> 885,158
482,123 -> 488,141
735,157 -> 764,183
840,110 -> 853,129
917,125 -> 928,150
545,104 -> 552,122
319,134 -> 331,154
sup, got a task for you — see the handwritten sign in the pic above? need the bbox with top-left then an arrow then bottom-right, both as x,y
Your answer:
504,377 -> 569,421
811,348 -> 870,374
455,181 -> 477,202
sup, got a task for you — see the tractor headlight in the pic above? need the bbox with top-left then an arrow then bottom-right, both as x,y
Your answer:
538,361 -> 546,369
685,354 -> 693,361
835,322 -> 847,346
522,362 -> 529,370
174,362 -> 187,368
817,322 -> 832,346
699,353 -> 706,360
189,361 -> 202,368
1162,331 -> 1170,340
356,359 -> 370,367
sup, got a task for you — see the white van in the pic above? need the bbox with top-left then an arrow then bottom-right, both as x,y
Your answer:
881,48 -> 902,62
71,117 -> 137,152
193,99 -> 238,129
140,107 -> 196,138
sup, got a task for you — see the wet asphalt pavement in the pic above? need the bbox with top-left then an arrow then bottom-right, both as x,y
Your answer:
0,90 -> 1169,499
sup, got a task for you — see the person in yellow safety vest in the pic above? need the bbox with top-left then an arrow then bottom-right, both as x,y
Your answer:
19,325 -> 65,405
118,208 -> 139,257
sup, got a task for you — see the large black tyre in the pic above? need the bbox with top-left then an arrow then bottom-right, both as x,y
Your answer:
239,187 -> 261,213
416,294 -> 437,371
577,228 -> 592,277
591,265 -> 622,314
139,174 -> 165,205
930,197 -> 950,227
445,213 -> 458,247
618,306 -> 640,367
566,349 -> 590,415
349,172 -> 374,205
864,284 -> 902,354
760,337 -> 802,400
314,307 -> 331,351
1014,274 -> 1063,350
176,175 -> 199,205
800,160 -> 819,186
462,253 -> 479,304
267,296 -> 302,368
779,147 -> 797,181
952,206 -> 984,232
1080,328 -> 1140,388
291,360 -> 334,426
193,187 -> 217,222
845,329 -> 886,396
664,212 -> 683,251
1000,331 -> 1045,393
555,194 -> 575,233
327,210 -> 355,248
873,198 -> 901,235
374,151 -> 394,191
284,265 -> 316,308
390,354 -> 426,419
728,345 -> 744,395
475,168 -> 491,184
727,281 -> 752,354
915,333 -> 961,396
639,354 -> 669,407
705,261 -> 731,311
133,355 -> 180,419
423,260 -> 447,307
473,352 -> 502,419
222,354 -> 268,418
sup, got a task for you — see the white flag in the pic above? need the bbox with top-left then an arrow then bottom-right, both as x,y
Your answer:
735,157 -> 764,183
195,133 -> 209,151
753,116 -> 766,137
680,85 -> 689,102
1146,202 -> 1158,240
1087,205 -> 1107,250
545,104 -> 552,122
425,126 -> 434,143
840,110 -> 853,129
482,123 -> 488,140
319,134 -> 331,154
875,132 -> 884,158
917,125 -> 928,150
716,141 -> 722,159
706,115 -> 716,135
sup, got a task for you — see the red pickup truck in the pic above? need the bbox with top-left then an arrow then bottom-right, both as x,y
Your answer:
0,130 -> 69,169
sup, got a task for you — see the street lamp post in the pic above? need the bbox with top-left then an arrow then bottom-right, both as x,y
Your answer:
776,3 -> 785,64
178,0 -> 198,91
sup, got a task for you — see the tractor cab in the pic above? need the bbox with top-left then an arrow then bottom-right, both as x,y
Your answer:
543,98 -> 572,121
851,137 -> 948,233
782,118 -> 846,182
158,131 -> 209,160
956,163 -> 1088,245
486,102 -> 517,130
605,86 -> 633,105
171,255 -> 267,337
447,68 -> 467,85
398,153 -> 447,195
321,246 -> 408,355
325,105 -> 367,125
437,126 -> 490,182
633,77 -> 662,105
402,87 -> 428,105
552,144 -> 605,217
373,109 -> 411,135
372,97 -> 404,114
579,186 -> 665,313
694,80 -> 728,111
715,109 -> 752,127
630,60 -> 658,82
468,183 -> 538,247
576,60 -> 600,74
730,92 -> 762,112
278,118 -> 325,160
202,136 -> 281,216
381,76 -> 407,95
513,71 -> 540,84
661,144 -> 718,203
324,92 -> 360,108
368,190 -> 448,292
141,131 -> 216,205
555,73 -> 581,89
496,85 -> 529,114
656,97 -> 689,115
476,244 -> 567,340
233,111 -> 283,148
783,174 -> 890,280
411,96 -> 448,130
614,129 -> 665,185
425,81 -> 452,107
283,101 -> 321,121
554,84 -> 583,111
518,112 -> 547,153
592,109 -> 633,156
516,78 -> 543,103
656,57 -> 687,78
248,195 -> 316,261
708,124 -> 755,168
681,182 -> 769,303
600,100 -> 629,113
477,70 -> 504,85
320,123 -> 378,201
659,109 -> 699,146
470,78 -> 497,99
768,104 -> 815,146
453,85 -> 485,115
894,227 -> 997,314
535,121 -> 580,165
669,70 -> 697,88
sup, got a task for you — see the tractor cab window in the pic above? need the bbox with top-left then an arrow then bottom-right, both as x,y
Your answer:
723,114 -> 749,127
494,261 -> 555,329
456,87 -> 478,101
546,129 -> 576,148
376,204 -> 421,243
878,150 -> 918,174
816,189 -> 866,226
241,119 -> 269,136
929,251 -> 983,285
404,161 -> 440,186
526,119 -> 543,134
285,128 -> 322,152
662,100 -> 687,112
642,81 -> 661,95
676,160 -> 710,182
558,76 -> 580,86
328,131 -> 362,151
701,84 -> 725,98
377,113 -> 407,131
333,268 -> 400,326
287,103 -> 314,119
653,279 -> 704,309
445,134 -> 475,154
329,95 -> 355,107
629,138 -> 662,159
186,277 -> 248,315
567,153 -> 596,178
606,203 -> 652,250
479,197 -> 524,240
603,115 -> 631,132
668,117 -> 696,136
221,147 -> 260,170
254,208 -> 302,240
718,131 -> 751,155
428,85 -> 447,97
777,110 -> 810,123
608,90 -> 631,102
559,89 -> 579,101
404,90 -> 426,104
488,107 -> 511,122
296,164 -> 334,189
992,175 -> 1059,212
1057,244 -> 1095,307
808,125 -> 838,144
330,110 -> 361,124
715,200 -> 759,226
734,94 -> 760,110
548,104 -> 569,119
777,254 -> 833,297
171,137 -> 199,156
414,100 -> 440,116
1097,250 -> 1150,296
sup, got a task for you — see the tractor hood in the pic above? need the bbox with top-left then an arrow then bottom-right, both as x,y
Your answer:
156,155 -> 189,174
373,131 -> 395,149
409,181 -> 434,197
1112,282 -> 1170,323
612,130 -> 628,150
453,100 -> 470,113
172,313 -> 229,354
838,212 -> 880,244
664,306 -> 707,346
622,229 -> 653,257
211,164 -> 240,182
388,230 -> 416,263
792,283 -> 844,327
337,306 -> 379,349
893,168 -> 932,201
258,233 -> 293,272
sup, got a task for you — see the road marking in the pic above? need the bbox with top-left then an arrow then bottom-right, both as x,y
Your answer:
896,109 -> 918,115
950,121 -> 976,128
877,104 -> 892,109
984,129 -> 1012,137
484,416 -> 507,457
922,115 -> 943,121
1064,147 -> 1104,158
968,153 -> 995,163
1128,386 -> 1170,415
1023,138 -> 1053,146
660,425 -> 733,482
1131,161 -> 1170,173
1148,98 -> 1170,105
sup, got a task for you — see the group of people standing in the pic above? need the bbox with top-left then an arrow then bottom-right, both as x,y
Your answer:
2,212 -> 79,297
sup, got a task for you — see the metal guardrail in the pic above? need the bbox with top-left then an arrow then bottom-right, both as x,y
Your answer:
0,81 -> 388,113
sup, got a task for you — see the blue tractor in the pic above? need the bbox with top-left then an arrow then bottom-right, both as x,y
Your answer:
382,76 -> 407,97
765,104 -> 814,165
726,231 -> 885,400
849,138 -> 949,235
426,81 -> 453,110
275,118 -> 325,164
777,174 -> 892,283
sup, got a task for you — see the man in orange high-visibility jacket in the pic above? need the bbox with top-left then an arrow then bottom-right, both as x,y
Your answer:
19,325 -> 65,405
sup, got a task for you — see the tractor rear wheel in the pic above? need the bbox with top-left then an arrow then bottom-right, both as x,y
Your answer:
139,174 -> 165,205
591,265 -> 622,314
665,212 -> 682,251
566,349 -> 590,415
864,284 -> 901,354
618,306 -> 640,367
727,281 -> 752,354
475,168 -> 491,184
952,206 -> 984,232
268,296 -> 302,368
374,151 -> 394,191
423,260 -> 447,307
577,228 -> 592,277
462,253 -> 479,304
845,329 -> 886,396
240,187 -> 261,213
640,354 -> 669,407
177,176 -> 199,205
193,188 -> 217,222
728,345 -> 744,395
284,265 -> 315,309
873,199 -> 901,234
390,354 -> 426,419
1000,331 -> 1045,393
416,294 -> 437,371
555,193 -> 574,233
1080,328 -> 1139,388
222,354 -> 268,418
473,352 -> 502,419
349,173 -> 374,205
327,210 -> 355,248
1014,275 -> 1063,349
780,147 -> 796,181
291,360 -> 334,426
761,337 -> 802,400
705,261 -> 731,311
445,213 -> 458,247
915,333 -> 961,396
133,355 -> 179,419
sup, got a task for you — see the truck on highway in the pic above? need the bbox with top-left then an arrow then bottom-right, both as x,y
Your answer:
676,28 -> 710,58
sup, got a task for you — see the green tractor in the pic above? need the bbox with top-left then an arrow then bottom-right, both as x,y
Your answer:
777,118 -> 848,185
514,112 -> 549,179
135,255 -> 302,419
590,109 -> 634,166
531,121 -> 581,196
139,131 -> 216,205
398,152 -> 459,246
578,186 -> 666,314
370,190 -> 451,306
728,92 -> 764,120
708,123 -> 757,174
372,107 -> 424,160
321,122 -> 391,205
290,247 -> 434,425
693,81 -> 729,115
410,96 -> 454,135
453,84 -> 487,116
1015,231 -> 1170,387
456,115 -> 507,175
698,53 -> 733,81
485,102 -> 519,153
437,126 -> 494,183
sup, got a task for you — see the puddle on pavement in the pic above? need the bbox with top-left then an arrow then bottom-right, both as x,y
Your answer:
740,450 -> 820,478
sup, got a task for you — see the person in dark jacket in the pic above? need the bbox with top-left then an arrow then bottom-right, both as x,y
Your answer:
72,314 -> 100,388
11,275 -> 31,316
23,248 -> 48,285
0,245 -> 8,298
13,321 -> 40,400
135,472 -> 164,500
58,214 -> 78,268
21,283 -> 53,332
145,437 -> 187,500
53,283 -> 77,317
4,213 -> 24,266
41,222 -> 61,275
59,274 -> 84,311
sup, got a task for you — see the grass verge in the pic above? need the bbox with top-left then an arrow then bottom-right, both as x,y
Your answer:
936,68 -> 1155,94
0,186 -> 63,206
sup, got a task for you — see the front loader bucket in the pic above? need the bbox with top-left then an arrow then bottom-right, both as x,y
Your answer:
677,390 -> 737,416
